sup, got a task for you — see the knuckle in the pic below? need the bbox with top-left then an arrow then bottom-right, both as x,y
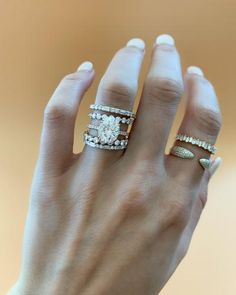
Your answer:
145,76 -> 184,104
120,184 -> 148,215
193,107 -> 222,136
165,199 -> 190,230
63,72 -> 85,82
44,103 -> 73,123
122,45 -> 143,55
99,79 -> 137,105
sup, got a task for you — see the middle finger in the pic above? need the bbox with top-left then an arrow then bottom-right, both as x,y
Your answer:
127,34 -> 184,161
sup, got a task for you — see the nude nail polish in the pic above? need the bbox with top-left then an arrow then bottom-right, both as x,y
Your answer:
187,66 -> 204,76
155,34 -> 175,46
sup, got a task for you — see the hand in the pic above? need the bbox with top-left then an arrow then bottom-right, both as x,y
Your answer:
8,34 -> 222,295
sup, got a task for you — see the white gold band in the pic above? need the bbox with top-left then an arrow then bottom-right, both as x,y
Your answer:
88,112 -> 134,125
90,104 -> 136,118
84,132 -> 128,149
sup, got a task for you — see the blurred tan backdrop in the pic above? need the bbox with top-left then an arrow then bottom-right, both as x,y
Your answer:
1,0 -> 236,294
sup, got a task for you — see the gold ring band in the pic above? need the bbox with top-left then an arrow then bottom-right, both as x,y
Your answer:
175,134 -> 216,154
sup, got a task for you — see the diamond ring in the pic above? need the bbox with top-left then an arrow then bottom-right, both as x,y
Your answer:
84,104 -> 135,150
175,134 -> 217,154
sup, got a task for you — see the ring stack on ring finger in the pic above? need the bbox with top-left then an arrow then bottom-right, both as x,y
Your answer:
83,104 -> 136,150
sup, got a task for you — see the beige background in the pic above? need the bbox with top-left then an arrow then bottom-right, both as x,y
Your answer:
1,0 -> 236,294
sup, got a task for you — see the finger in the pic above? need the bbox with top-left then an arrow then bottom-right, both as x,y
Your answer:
168,66 -> 222,186
82,38 -> 145,164
127,34 -> 184,160
38,62 -> 95,175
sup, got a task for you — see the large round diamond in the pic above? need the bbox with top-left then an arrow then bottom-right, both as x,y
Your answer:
98,115 -> 120,145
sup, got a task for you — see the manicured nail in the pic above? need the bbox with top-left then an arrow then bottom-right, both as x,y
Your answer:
126,38 -> 145,50
187,66 -> 204,76
210,157 -> 222,176
155,34 -> 175,46
77,61 -> 93,72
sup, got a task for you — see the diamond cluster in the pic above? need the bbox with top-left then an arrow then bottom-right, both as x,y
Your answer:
84,104 -> 135,151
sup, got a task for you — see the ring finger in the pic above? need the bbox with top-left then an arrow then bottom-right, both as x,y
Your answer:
81,38 -> 145,165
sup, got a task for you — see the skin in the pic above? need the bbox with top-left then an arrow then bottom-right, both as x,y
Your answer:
7,36 -> 222,295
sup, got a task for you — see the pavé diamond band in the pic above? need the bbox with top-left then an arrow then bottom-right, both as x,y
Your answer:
175,134 -> 217,154
84,132 -> 128,150
170,146 -> 195,159
170,145 -> 211,170
90,104 -> 136,118
84,104 -> 135,150
88,112 -> 134,125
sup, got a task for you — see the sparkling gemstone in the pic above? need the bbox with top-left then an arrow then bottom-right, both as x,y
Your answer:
97,113 -> 102,119
98,115 -> 120,145
115,140 -> 120,146
116,116 -> 121,123
121,118 -> 126,123
94,137 -> 99,143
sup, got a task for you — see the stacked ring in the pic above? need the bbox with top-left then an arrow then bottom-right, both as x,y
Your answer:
175,134 -> 216,154
83,104 -> 135,150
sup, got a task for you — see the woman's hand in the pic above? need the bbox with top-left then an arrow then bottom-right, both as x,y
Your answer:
8,34 -> 222,295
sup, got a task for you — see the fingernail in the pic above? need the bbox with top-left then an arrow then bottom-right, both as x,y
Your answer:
77,61 -> 93,72
187,66 -> 204,76
126,38 -> 145,50
210,157 -> 222,176
155,34 -> 175,46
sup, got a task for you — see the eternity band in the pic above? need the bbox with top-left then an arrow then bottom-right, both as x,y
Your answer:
88,112 -> 134,125
90,104 -> 136,118
84,132 -> 128,150
176,134 -> 217,154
